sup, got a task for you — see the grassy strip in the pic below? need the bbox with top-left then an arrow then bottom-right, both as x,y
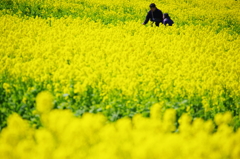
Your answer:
0,0 -> 239,34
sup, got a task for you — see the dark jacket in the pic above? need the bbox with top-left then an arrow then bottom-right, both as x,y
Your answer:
143,8 -> 163,24
163,18 -> 174,26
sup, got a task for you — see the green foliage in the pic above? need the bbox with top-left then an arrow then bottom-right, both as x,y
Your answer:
1,78 -> 240,131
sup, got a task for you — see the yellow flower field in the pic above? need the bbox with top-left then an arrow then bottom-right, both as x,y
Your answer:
0,92 -> 240,159
0,0 -> 240,158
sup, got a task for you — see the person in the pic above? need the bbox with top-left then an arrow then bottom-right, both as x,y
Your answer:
163,13 -> 174,26
142,3 -> 163,27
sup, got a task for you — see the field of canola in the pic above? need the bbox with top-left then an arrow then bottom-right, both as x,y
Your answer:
0,0 -> 240,158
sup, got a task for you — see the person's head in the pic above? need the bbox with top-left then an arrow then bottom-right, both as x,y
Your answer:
149,3 -> 156,12
163,13 -> 170,19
